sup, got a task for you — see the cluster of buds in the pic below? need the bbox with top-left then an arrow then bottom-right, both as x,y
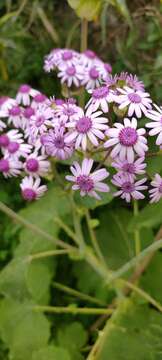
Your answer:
0,48 -> 162,204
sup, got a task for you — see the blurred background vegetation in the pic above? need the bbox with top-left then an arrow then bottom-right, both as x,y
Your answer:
0,0 -> 162,101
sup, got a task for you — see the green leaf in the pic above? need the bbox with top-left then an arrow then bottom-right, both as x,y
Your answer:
57,321 -> 88,350
26,261 -> 52,303
146,154 -> 162,177
128,200 -> 162,232
105,0 -> 132,26
140,252 -> 162,304
31,346 -> 71,360
74,186 -> 113,210
67,0 -> 102,21
88,298 -> 162,360
0,298 -> 50,360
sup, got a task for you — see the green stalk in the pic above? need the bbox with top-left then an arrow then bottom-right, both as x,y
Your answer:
133,200 -> 141,256
28,249 -> 73,262
52,281 -> 106,306
33,305 -> 114,316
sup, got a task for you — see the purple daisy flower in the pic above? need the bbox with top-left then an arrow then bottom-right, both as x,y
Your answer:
44,127 -> 74,160
31,93 -> 47,109
0,157 -> 22,178
58,63 -> 83,87
145,104 -> 162,145
115,86 -> 152,118
87,86 -> 115,113
54,100 -> 81,125
66,158 -> 109,200
26,105 -> 54,141
20,176 -> 47,201
16,84 -> 39,106
104,118 -> 148,162
43,48 -> 62,72
112,157 -> 146,180
80,50 -> 98,66
81,65 -> 101,90
65,106 -> 109,151
149,174 -> 162,203
0,103 -> 22,128
126,74 -> 145,92
24,152 -> 50,177
112,173 -> 147,202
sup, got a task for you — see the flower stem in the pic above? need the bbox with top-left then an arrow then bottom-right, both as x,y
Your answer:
70,194 -> 85,253
28,249 -> 73,262
33,305 -> 114,315
85,210 -> 107,268
52,281 -> 106,306
0,201 -> 74,251
133,200 -> 141,256
54,216 -> 79,246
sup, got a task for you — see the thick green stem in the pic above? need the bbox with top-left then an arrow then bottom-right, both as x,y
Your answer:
70,194 -> 85,253
0,201 -> 74,251
33,305 -> 114,315
133,200 -> 141,256
54,216 -> 79,246
52,281 -> 106,306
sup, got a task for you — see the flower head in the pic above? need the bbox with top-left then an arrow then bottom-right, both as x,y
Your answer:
81,65 -> 101,90
16,84 -> 39,106
149,174 -> 162,203
146,104 -> 162,145
0,157 -> 22,177
20,176 -> 47,201
65,106 -> 108,151
104,118 -> 148,162
24,153 -> 50,177
87,86 -> 114,113
58,64 -> 83,87
112,157 -> 146,180
115,86 -> 152,118
44,127 -> 74,160
112,173 -> 147,202
66,158 -> 109,199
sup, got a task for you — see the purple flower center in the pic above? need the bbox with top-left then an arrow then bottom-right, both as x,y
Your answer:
55,99 -> 65,105
8,141 -> 19,154
122,162 -> 135,174
66,66 -> 76,76
19,84 -> 30,93
36,116 -> 45,127
93,86 -> 109,99
84,50 -> 96,59
104,63 -> 112,73
9,106 -> 21,116
54,136 -> 65,149
62,51 -> 73,60
119,127 -> 138,146
0,135 -> 9,148
22,188 -> 36,201
63,106 -> 76,116
76,175 -> 94,192
121,181 -> 135,193
76,116 -> 92,133
89,67 -> 99,80
34,94 -> 46,103
128,93 -> 141,103
24,107 -> 35,118
0,159 -> 9,172
26,158 -> 39,172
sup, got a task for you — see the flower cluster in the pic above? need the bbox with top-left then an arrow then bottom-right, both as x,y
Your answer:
44,48 -> 112,90
1,48 -> 162,204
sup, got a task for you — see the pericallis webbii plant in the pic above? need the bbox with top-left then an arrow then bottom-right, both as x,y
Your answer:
0,47 -> 162,204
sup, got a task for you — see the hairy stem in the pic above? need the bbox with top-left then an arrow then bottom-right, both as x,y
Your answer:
52,281 -> 106,306
33,305 -> 114,315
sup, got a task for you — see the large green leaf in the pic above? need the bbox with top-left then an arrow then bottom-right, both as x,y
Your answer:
0,299 -> 50,360
128,200 -> 162,232
67,0 -> 102,21
57,321 -> 87,359
32,346 -> 71,360
87,298 -> 162,360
